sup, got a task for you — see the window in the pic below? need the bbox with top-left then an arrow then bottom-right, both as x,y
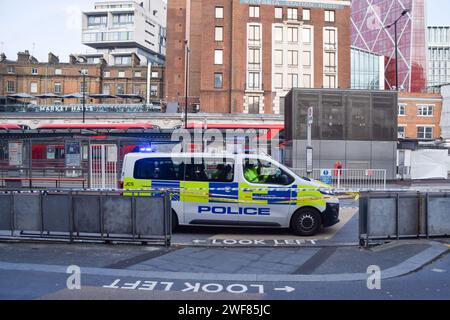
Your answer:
31,68 -> 38,75
288,50 -> 298,66
324,29 -> 336,46
275,7 -> 283,19
417,105 -> 433,116
6,81 -> 15,93
325,52 -> 336,72
302,9 -> 311,21
274,26 -> 283,42
325,10 -> 335,22
151,71 -> 159,78
30,82 -> 38,93
287,8 -> 298,20
243,158 -> 294,185
102,84 -> 110,95
248,72 -> 260,90
7,66 -> 15,74
417,126 -> 433,139
118,71 -> 125,78
54,68 -> 62,75
303,51 -> 311,66
248,96 -> 260,114
117,84 -> 125,95
274,73 -> 283,89
303,74 -> 311,88
274,50 -> 283,65
215,6 -> 224,19
134,158 -> 184,181
248,48 -> 260,69
215,26 -> 223,41
104,71 -> 111,78
88,15 -> 107,27
54,83 -> 62,94
249,6 -> 260,18
324,75 -> 336,88
248,25 -> 260,41
288,27 -> 298,42
398,104 -> 406,115
302,28 -> 311,43
214,49 -> 223,65
288,74 -> 298,88
134,71 -> 142,78
114,56 -> 131,65
133,85 -> 141,95
150,85 -> 158,96
185,158 -> 235,183
113,13 -> 134,25
214,73 -> 223,89
398,126 -> 406,138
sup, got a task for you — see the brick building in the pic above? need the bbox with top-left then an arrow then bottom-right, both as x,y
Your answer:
166,0 -> 351,115
398,92 -> 443,140
0,50 -> 164,105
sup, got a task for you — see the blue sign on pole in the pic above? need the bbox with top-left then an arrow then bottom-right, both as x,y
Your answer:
320,169 -> 332,185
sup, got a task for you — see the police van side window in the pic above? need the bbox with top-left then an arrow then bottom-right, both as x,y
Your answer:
134,158 -> 184,181
243,159 -> 294,185
185,158 -> 234,182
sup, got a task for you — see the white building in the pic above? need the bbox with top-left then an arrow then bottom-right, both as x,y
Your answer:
82,0 -> 167,66
428,26 -> 450,89
441,84 -> 450,141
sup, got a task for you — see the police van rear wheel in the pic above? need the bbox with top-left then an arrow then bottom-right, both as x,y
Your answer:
290,208 -> 322,236
171,211 -> 179,233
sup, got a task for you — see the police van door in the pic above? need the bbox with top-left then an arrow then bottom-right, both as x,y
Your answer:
239,157 -> 294,227
182,156 -> 239,226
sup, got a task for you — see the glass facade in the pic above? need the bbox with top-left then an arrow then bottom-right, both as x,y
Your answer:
351,0 -> 427,92
351,47 -> 383,90
428,26 -> 450,88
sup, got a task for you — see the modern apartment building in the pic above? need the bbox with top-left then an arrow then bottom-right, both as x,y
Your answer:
427,26 -> 450,89
0,51 -> 165,105
166,0 -> 351,115
82,0 -> 167,66
397,92 -> 443,140
351,0 -> 427,92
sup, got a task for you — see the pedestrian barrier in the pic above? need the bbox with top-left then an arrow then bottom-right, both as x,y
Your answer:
359,191 -> 450,247
290,168 -> 387,190
0,189 -> 171,246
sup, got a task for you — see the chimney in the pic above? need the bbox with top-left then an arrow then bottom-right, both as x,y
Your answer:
69,54 -> 78,64
0,53 -> 6,62
131,52 -> 141,67
17,50 -> 31,64
48,52 -> 60,64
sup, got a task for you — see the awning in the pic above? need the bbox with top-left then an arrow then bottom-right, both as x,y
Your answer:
34,93 -> 62,98
116,94 -> 145,100
62,93 -> 84,99
7,93 -> 36,99
89,94 -> 117,99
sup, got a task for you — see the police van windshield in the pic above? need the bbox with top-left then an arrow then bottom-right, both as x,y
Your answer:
243,158 -> 294,185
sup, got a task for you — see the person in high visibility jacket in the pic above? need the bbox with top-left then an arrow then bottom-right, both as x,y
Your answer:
244,164 -> 261,183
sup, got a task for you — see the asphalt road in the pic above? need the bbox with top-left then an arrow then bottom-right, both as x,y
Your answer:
0,251 -> 448,300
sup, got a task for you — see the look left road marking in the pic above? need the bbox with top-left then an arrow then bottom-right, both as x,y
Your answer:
102,280 -> 292,295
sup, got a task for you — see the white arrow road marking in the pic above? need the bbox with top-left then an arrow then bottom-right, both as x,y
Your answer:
192,240 -> 207,244
274,286 -> 295,293
432,268 -> 446,273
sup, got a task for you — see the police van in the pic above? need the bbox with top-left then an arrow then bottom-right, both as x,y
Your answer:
121,153 -> 340,236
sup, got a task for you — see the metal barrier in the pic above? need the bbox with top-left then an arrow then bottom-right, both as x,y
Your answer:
290,168 -> 387,190
359,191 -> 450,247
0,189 -> 171,246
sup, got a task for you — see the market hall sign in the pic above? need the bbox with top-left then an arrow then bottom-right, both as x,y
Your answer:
239,0 -> 349,10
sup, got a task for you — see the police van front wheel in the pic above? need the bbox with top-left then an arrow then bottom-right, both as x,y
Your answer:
290,208 -> 322,236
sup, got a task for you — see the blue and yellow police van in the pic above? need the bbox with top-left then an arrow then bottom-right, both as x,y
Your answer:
121,152 -> 340,236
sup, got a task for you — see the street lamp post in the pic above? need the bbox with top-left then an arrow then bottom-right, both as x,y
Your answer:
79,70 -> 87,123
385,9 -> 409,91
184,40 -> 190,129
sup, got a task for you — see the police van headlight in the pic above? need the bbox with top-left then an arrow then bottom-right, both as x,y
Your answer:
320,189 -> 335,196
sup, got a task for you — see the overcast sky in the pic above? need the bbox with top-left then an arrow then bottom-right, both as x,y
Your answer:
0,0 -> 448,62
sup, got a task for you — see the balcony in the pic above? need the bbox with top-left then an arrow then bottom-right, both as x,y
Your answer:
82,31 -> 134,47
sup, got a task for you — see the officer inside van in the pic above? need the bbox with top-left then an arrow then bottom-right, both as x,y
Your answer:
244,161 -> 267,183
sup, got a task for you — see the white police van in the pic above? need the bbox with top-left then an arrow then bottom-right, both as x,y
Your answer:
121,153 -> 340,236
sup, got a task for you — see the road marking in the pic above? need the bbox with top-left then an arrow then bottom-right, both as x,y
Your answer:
102,279 -> 290,295
192,239 -> 317,247
431,268 -> 446,273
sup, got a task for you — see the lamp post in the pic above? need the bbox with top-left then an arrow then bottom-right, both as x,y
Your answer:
385,9 -> 409,91
184,40 -> 190,129
79,70 -> 87,123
